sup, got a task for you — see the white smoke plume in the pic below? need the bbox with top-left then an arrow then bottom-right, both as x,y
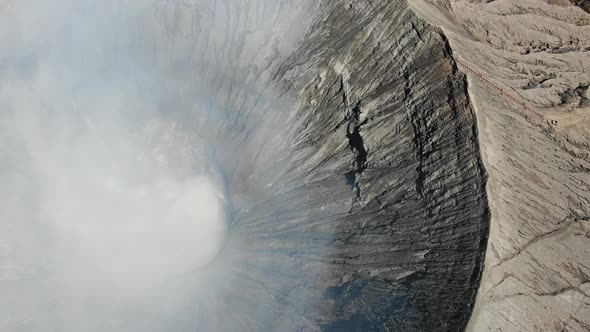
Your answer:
0,0 -> 319,330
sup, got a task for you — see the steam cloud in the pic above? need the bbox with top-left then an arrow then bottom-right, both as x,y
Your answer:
0,0 -> 316,330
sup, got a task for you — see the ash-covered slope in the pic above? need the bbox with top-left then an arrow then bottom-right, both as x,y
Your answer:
410,0 -> 590,331
0,0 -> 490,331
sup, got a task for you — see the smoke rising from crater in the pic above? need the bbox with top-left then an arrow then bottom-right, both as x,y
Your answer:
0,0 -> 316,330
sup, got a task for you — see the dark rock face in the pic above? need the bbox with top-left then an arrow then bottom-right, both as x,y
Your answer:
571,0 -> 590,13
0,0 -> 489,331
246,2 -> 490,330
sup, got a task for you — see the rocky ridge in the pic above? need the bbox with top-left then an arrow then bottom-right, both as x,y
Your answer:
409,0 -> 590,330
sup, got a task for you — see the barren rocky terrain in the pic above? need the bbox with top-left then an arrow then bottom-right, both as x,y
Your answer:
410,0 -> 590,331
0,0 -> 588,331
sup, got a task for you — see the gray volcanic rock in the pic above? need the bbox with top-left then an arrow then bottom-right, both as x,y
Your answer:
266,2 -> 489,330
1,0 -> 490,331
